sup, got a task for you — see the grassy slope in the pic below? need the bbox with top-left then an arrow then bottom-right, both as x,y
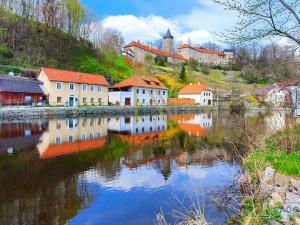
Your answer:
245,124 -> 300,177
151,64 -> 260,98
0,9 -> 132,82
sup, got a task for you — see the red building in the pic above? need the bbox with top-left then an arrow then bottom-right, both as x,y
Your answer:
0,75 -> 45,106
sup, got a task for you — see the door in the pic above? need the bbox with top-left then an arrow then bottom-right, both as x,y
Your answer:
125,98 -> 131,106
69,96 -> 74,107
208,100 -> 212,105
150,99 -> 153,106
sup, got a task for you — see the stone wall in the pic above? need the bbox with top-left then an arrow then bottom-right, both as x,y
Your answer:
0,105 -> 218,119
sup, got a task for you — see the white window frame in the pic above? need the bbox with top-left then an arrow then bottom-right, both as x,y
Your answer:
69,83 -> 75,91
82,84 -> 87,92
90,85 -> 95,92
98,86 -> 102,93
56,82 -> 62,90
55,136 -> 61,144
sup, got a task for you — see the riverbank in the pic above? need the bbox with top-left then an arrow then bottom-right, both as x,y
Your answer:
0,105 -> 268,119
238,124 -> 300,225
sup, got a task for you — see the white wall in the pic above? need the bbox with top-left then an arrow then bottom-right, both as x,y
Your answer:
109,87 -> 168,106
179,90 -> 213,105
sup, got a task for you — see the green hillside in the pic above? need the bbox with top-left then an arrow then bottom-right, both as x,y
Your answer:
0,9 -> 132,82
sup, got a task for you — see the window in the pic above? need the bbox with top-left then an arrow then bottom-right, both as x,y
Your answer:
125,117 -> 131,124
56,123 -> 61,130
98,86 -> 102,92
57,97 -> 62,103
83,98 -> 87,104
150,90 -> 153,94
82,84 -> 87,92
55,136 -> 61,144
97,132 -> 101,139
136,89 -> 140,94
142,99 -> 145,104
90,133 -> 94,140
136,128 -> 138,133
81,133 -> 86,141
158,100 -> 160,104
142,89 -> 145,94
142,127 -> 145,132
91,98 -> 94,104
68,135 -> 74,143
163,91 -> 165,95
98,98 -> 102,105
90,85 -> 95,92
56,82 -> 62,90
69,83 -> 75,91
158,90 -> 161,95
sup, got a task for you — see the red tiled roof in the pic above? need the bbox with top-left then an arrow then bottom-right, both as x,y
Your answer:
40,139 -> 106,159
40,67 -> 108,86
113,76 -> 167,90
178,44 -> 226,56
179,83 -> 210,95
125,41 -> 186,61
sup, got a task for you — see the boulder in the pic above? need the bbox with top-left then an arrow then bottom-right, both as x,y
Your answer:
291,178 -> 300,193
270,192 -> 284,207
286,191 -> 300,213
274,173 -> 291,187
261,167 -> 275,185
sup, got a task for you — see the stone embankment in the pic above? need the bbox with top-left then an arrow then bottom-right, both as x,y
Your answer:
260,167 -> 300,224
0,105 -> 217,119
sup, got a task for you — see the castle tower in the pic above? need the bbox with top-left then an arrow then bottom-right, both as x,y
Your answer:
163,29 -> 174,53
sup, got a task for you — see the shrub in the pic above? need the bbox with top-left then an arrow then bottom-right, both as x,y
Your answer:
189,58 -> 199,71
230,101 -> 246,114
201,65 -> 210,75
154,55 -> 167,66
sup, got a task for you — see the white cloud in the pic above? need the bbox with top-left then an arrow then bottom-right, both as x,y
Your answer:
99,1 -> 239,46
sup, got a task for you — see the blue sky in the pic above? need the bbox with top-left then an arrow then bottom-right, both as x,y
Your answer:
82,0 -> 206,18
81,0 -> 238,44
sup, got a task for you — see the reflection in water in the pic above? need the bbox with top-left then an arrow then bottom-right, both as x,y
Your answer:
0,112 -> 282,225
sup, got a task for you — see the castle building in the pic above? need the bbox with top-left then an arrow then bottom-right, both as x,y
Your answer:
124,29 -> 234,65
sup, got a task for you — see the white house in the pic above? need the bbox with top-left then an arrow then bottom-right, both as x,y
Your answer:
266,84 -> 290,107
108,76 -> 168,106
178,83 -> 213,105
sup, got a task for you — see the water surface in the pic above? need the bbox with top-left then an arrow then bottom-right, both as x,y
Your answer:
0,111 -> 282,225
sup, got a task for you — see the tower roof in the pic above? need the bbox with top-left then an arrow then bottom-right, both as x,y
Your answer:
163,29 -> 173,39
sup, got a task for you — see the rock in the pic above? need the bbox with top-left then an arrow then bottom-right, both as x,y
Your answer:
261,167 -> 275,185
274,173 -> 291,187
295,217 -> 300,225
286,191 -> 300,213
261,184 -> 275,195
270,192 -> 284,207
291,178 -> 300,193
270,220 -> 281,225
273,186 -> 288,196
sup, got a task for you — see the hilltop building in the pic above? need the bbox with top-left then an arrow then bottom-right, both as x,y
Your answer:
108,76 -> 168,106
124,29 -> 233,65
37,67 -> 109,107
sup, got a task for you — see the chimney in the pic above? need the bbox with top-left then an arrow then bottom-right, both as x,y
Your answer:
190,83 -> 192,86
198,82 -> 200,86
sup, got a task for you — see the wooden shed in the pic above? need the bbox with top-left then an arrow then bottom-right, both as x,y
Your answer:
0,75 -> 45,106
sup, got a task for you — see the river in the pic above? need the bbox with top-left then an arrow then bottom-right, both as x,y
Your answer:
0,111 -> 287,225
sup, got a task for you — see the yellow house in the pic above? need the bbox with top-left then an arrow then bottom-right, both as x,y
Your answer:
37,67 -> 108,106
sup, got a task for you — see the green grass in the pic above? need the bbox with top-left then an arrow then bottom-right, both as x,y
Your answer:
245,125 -> 300,177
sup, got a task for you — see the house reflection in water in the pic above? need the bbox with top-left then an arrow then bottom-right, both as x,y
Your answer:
108,115 -> 167,145
0,120 -> 48,153
37,118 -> 108,159
170,113 -> 213,137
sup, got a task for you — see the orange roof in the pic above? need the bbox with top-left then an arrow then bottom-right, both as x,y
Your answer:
126,41 -> 186,61
40,67 -> 108,86
117,131 -> 166,145
179,83 -> 210,95
168,114 -> 196,123
178,44 -> 225,56
113,76 -> 167,90
179,124 -> 207,137
40,138 -> 106,159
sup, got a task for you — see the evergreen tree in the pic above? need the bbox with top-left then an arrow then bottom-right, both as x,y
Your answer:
179,65 -> 186,81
